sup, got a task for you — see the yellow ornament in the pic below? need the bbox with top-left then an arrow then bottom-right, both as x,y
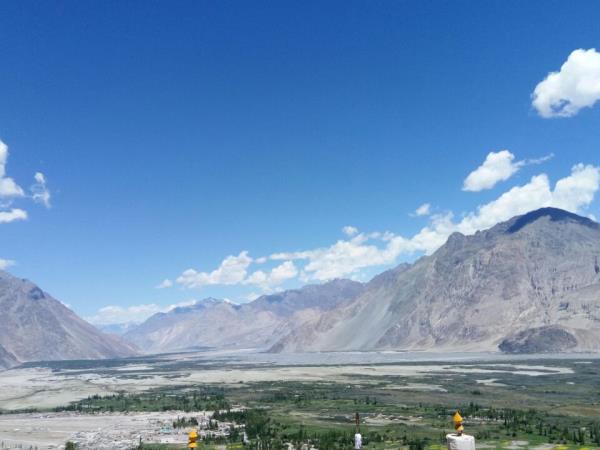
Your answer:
188,429 -> 198,448
453,411 -> 464,433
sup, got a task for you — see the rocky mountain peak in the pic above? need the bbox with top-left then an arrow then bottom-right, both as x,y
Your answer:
506,207 -> 599,234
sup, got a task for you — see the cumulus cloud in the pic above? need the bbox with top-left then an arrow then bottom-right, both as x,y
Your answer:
176,251 -> 253,289
156,279 -> 173,289
87,299 -> 200,325
532,48 -> 600,118
31,172 -> 51,208
0,258 -> 15,270
175,252 -> 298,293
463,151 -> 553,192
269,232 -> 412,281
0,139 -> 50,221
413,203 -> 431,217
552,163 -> 600,210
244,260 -> 298,291
463,150 -> 523,192
87,304 -> 165,325
0,140 -> 25,199
342,226 -> 358,236
0,208 -> 27,223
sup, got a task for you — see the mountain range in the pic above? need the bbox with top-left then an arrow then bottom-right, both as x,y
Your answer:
122,279 -> 365,353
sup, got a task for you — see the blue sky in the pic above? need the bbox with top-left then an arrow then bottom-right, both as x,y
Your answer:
1,1 -> 600,325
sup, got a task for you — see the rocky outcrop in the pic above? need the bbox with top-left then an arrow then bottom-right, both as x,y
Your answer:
499,326 -> 578,353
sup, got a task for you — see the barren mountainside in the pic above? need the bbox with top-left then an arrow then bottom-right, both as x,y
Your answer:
271,208 -> 600,353
123,279 -> 365,353
0,271 -> 137,369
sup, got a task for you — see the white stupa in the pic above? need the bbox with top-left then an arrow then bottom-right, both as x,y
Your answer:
446,411 -> 475,450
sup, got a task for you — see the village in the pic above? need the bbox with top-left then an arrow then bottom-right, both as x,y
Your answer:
0,410 -> 244,450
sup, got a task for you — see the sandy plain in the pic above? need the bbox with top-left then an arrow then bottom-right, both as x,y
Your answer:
0,350 -> 577,411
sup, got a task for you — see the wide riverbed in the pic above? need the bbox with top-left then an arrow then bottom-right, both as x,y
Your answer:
0,350 -> 595,411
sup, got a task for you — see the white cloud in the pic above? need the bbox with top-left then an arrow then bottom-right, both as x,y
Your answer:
87,299 -> 200,325
0,208 -> 27,223
176,251 -> 253,289
0,140 -> 50,221
414,203 -> 431,216
0,258 -> 15,270
87,304 -> 164,325
31,172 -> 51,208
463,150 -> 522,192
0,140 -> 25,199
156,279 -> 173,289
342,226 -> 358,236
532,48 -> 600,118
244,260 -> 298,291
552,163 -> 600,210
269,233 -> 412,281
175,254 -> 298,293
463,150 -> 554,192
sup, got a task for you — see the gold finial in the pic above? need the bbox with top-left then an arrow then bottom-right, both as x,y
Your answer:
188,429 -> 198,448
453,411 -> 464,434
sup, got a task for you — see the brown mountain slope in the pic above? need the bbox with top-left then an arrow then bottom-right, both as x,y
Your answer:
271,208 -> 600,353
0,271 -> 137,368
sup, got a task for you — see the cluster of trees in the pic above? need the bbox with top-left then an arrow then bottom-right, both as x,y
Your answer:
354,396 -> 378,405
451,402 -> 600,446
58,389 -> 230,413
171,416 -> 198,428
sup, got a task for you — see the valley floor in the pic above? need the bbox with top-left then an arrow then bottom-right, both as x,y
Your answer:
1,351 -> 600,449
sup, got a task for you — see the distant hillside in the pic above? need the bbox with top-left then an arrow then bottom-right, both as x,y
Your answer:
272,208 -> 600,353
123,279 -> 365,353
0,271 -> 137,369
